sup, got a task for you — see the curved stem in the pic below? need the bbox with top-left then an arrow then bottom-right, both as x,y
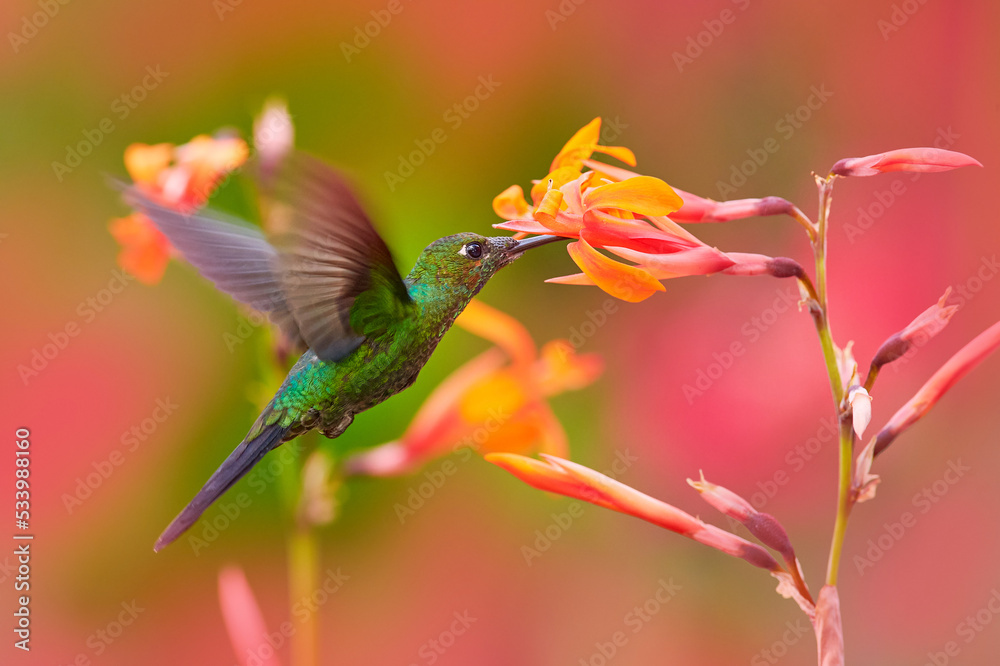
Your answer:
789,205 -> 818,242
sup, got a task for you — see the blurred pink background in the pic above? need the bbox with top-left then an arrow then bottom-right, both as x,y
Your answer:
3,0 -> 1000,663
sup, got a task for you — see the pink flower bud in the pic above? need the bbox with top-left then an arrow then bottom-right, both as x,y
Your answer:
671,191 -> 798,223
721,254 -> 805,278
830,147 -> 981,177
875,319 -> 1000,456
688,472 -> 798,566
870,289 -> 958,371
488,453 -> 782,572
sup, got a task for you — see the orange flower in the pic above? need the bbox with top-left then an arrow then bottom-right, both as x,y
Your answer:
108,212 -> 172,285
110,134 -> 249,284
493,119 -> 797,302
343,300 -> 602,476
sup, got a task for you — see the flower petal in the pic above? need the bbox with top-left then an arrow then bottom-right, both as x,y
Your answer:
582,209 -> 696,254
124,143 -> 174,185
108,213 -> 171,285
607,244 -> 735,278
580,158 -> 641,182
493,218 -> 561,236
493,184 -> 531,220
830,148 -> 982,177
849,387 -> 872,439
592,144 -> 637,167
567,238 -> 665,303
535,340 -> 604,396
550,117 -> 602,171
456,299 -> 536,367
584,176 -> 684,216
544,272 -> 595,286
533,187 -> 565,227
530,165 -> 583,204
852,437 -> 881,504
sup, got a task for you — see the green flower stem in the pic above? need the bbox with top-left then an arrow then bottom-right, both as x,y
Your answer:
808,174 -> 854,588
810,176 -> 844,406
826,420 -> 855,586
279,427 -> 320,666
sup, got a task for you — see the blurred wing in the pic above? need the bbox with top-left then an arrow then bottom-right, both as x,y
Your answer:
119,154 -> 412,361
270,154 -> 412,359
119,187 -> 305,348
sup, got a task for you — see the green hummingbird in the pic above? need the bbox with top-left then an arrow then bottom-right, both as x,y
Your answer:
121,154 -> 562,551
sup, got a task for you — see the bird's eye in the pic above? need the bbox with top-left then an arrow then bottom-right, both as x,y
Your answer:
465,242 -> 483,259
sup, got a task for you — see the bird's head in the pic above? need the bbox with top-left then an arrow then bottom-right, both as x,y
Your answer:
409,232 -> 563,296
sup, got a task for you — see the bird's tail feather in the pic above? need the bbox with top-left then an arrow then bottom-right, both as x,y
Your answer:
154,421 -> 290,552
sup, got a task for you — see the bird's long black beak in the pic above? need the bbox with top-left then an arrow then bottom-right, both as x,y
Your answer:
506,234 -> 566,253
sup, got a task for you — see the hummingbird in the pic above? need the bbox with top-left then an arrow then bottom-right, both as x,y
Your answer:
120,153 -> 562,551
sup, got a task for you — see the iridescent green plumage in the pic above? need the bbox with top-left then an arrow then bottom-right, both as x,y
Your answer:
121,154 -> 561,550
